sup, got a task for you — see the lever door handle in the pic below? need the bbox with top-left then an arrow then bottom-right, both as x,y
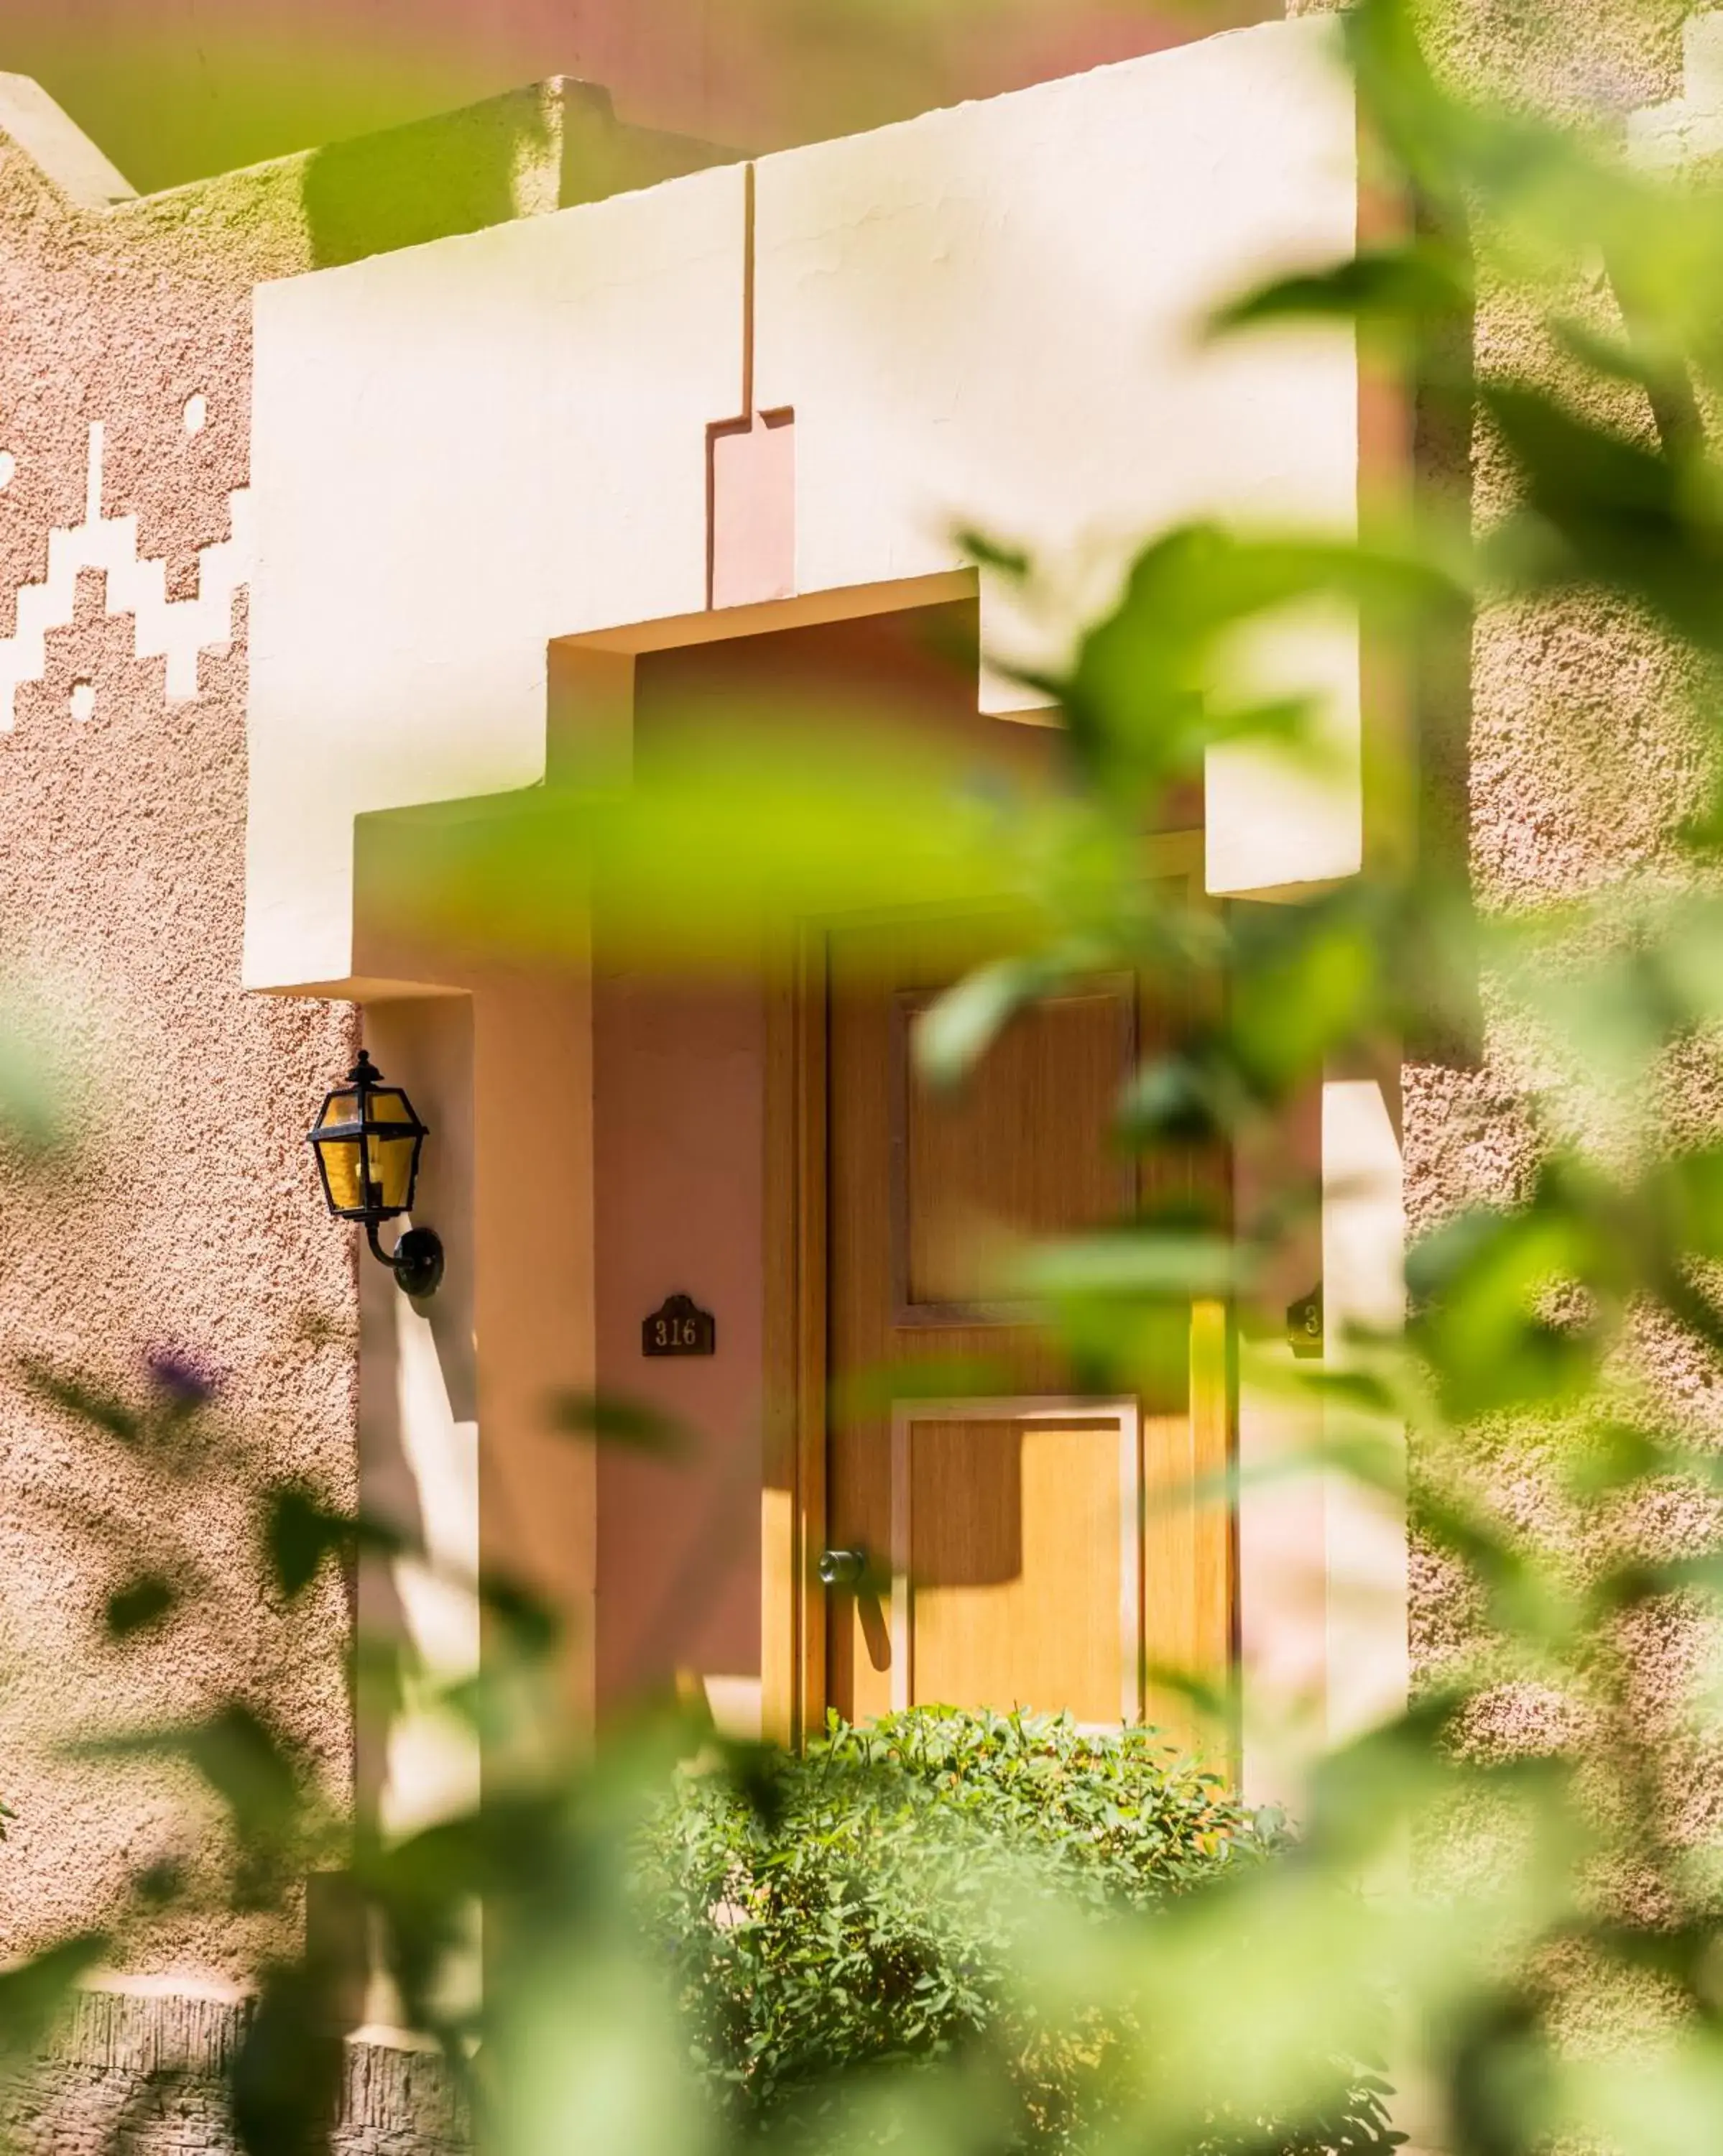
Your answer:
817,1547 -> 868,1589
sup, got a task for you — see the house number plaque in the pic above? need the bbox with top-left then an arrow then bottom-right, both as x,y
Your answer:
1286,1282 -> 1324,1360
642,1293 -> 716,1358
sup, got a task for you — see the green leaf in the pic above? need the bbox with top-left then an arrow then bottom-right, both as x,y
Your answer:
476,1571 -> 561,1659
1016,1231 -> 1242,1302
954,527 -> 1031,578
1481,383 -> 1723,646
1408,1187 -> 1612,1420
363,721 -> 1050,969
913,957 -> 1056,1089
1211,243 -> 1469,339
230,1960 -> 345,2156
0,1935 -> 111,2061
548,1391 -> 693,1457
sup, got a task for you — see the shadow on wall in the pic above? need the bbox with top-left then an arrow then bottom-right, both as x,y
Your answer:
298,78 -> 731,272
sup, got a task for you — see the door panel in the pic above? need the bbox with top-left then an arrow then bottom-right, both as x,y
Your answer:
892,1403 -> 1138,1726
824,910 -> 1231,1741
897,982 -> 1135,1317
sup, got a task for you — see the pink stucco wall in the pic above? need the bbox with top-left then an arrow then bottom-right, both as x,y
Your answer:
0,118 -> 356,1985
593,972 -> 766,1716
1329,0 -> 1717,1971
1392,1 -> 1696,1687
0,60 -> 713,1990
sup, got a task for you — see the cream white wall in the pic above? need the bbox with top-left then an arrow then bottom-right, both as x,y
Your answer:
754,23 -> 1361,893
245,19 -> 1359,994
246,164 -> 749,991
751,24 -> 1356,704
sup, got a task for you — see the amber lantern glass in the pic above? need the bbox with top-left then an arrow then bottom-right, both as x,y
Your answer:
310,1086 -> 366,1214
363,1090 -> 421,1214
306,1050 -> 443,1296
307,1052 -> 427,1222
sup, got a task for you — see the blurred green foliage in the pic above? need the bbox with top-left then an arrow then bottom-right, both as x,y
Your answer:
634,1707 -> 1398,2154
13,2 -> 1723,2154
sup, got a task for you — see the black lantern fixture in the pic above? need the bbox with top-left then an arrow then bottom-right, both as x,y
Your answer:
306,1050 -> 444,1298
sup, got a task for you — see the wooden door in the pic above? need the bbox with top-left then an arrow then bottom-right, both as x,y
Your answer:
823,911 -> 1232,1741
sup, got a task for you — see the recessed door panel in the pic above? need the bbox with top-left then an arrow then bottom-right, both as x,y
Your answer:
898,984 -> 1134,1317
892,1403 -> 1138,1726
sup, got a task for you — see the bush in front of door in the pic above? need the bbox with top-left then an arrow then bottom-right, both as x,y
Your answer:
636,1706 -> 1399,2154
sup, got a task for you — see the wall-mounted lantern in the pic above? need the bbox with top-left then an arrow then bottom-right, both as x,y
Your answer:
306,1050 -> 444,1298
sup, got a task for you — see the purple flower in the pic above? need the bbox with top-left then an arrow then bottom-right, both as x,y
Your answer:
144,1346 -> 220,1409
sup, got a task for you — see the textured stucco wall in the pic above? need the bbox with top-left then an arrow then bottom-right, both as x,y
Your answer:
0,108 -> 359,1991
1286,0 -> 1707,1703
0,65 -> 713,2024
1374,0 -> 1723,1916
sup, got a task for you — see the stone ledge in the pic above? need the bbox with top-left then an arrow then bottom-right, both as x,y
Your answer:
7,1991 -> 467,2156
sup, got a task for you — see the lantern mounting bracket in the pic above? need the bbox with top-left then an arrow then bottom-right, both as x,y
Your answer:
367,1220 -> 445,1300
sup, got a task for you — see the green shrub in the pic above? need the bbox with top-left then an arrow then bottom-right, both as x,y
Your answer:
636,1706 -> 1395,2151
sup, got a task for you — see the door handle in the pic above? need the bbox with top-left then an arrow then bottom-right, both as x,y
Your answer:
817,1547 -> 868,1589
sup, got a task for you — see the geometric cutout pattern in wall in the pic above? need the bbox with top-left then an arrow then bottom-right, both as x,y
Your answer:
0,423 -> 251,727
